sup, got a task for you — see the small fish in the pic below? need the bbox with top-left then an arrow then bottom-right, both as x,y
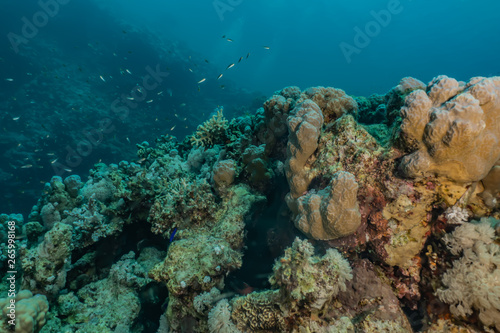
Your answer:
197,78 -> 206,84
169,227 -> 177,242
246,53 -> 250,58
263,46 -> 270,49
238,57 -> 243,63
137,158 -> 146,163
21,164 -> 33,169
125,69 -> 132,75
47,152 -> 55,156
127,97 -> 134,101
220,85 -> 225,89
175,113 -> 179,117
157,91 -> 164,96
5,78 -> 13,81
226,63 -> 235,70
205,59 -> 209,63
126,137 -> 130,143
26,73 -> 32,76
99,75 -> 106,82
50,158 -> 58,164
12,117 -> 20,121
222,35 -> 226,38
146,99 -> 153,103
188,68 -> 193,72
170,125 -> 176,131
217,74 -> 223,80
64,168 -> 72,172
183,117 -> 187,121
227,38 -> 233,42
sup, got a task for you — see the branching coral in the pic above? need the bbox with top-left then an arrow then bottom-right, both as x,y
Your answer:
190,108 -> 229,147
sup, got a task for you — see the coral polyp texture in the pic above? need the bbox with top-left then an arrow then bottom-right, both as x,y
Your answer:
2,75 -> 500,333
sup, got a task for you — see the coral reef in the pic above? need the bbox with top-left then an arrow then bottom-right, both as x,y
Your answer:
3,75 -> 500,333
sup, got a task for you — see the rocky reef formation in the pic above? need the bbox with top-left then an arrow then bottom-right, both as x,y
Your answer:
1,76 -> 500,332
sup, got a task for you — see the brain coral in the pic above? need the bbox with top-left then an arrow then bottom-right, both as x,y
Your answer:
399,76 -> 500,183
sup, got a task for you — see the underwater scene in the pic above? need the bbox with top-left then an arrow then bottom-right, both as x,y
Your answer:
1,0 -> 500,332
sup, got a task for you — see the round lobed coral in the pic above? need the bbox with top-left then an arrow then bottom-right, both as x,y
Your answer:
399,76 -> 500,183
0,290 -> 49,333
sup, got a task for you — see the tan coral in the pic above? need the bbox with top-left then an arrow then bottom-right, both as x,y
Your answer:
298,86 -> 358,123
231,290 -> 285,332
212,159 -> 236,189
399,76 -> 500,183
285,99 -> 324,200
0,290 -> 49,333
291,171 -> 362,240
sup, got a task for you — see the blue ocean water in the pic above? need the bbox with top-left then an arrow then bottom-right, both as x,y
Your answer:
1,0 -> 499,214
0,1 -> 500,332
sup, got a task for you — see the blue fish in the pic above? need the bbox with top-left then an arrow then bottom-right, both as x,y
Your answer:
169,228 -> 177,242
